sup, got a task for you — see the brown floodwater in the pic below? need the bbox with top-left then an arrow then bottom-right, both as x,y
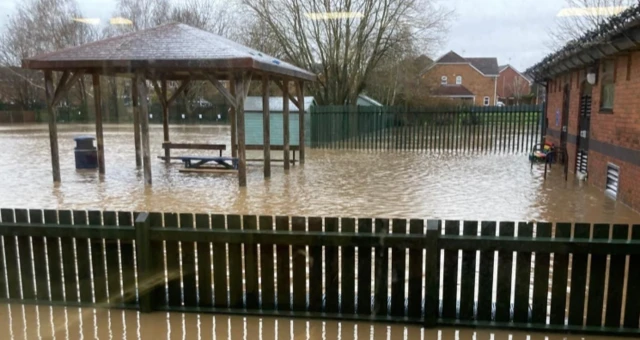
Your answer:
0,303 -> 627,340
0,124 -> 637,222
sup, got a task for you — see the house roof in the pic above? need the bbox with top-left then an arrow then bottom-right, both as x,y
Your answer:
466,58 -> 499,76
436,51 -> 467,63
498,65 -> 509,72
432,85 -> 475,97
244,96 -> 315,112
499,64 -> 534,84
22,23 -> 316,81
357,94 -> 383,106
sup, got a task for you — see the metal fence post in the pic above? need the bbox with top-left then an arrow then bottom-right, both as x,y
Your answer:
135,212 -> 154,312
424,219 -> 441,327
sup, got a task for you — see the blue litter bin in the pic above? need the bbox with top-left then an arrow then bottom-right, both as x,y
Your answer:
74,136 -> 98,169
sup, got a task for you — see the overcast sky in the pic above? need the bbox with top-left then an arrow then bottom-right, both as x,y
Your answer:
0,0 -> 568,71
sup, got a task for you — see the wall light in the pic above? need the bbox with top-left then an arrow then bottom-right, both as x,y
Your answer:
586,65 -> 598,85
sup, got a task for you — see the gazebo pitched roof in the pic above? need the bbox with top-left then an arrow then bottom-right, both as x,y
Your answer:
22,23 -> 316,81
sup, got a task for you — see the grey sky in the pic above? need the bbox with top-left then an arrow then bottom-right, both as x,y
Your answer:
1,0 -> 566,71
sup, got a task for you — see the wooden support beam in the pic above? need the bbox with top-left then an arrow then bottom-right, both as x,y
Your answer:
52,71 -> 70,105
136,73 -> 153,185
167,79 -> 190,106
204,73 -> 236,109
161,79 -> 170,162
132,76 -> 142,167
274,79 -> 300,109
52,70 -> 85,107
262,74 -> 271,178
245,72 -> 253,99
44,71 -> 61,183
282,79 -> 290,170
92,74 -> 106,174
235,73 -> 247,187
229,77 -> 237,158
150,79 -> 166,106
296,80 -> 305,164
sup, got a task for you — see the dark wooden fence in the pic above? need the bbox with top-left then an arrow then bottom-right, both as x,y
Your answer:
0,208 -> 639,337
310,105 -> 543,153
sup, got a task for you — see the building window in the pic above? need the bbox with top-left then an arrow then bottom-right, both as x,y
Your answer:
441,76 -> 447,85
600,60 -> 615,112
483,96 -> 490,106
456,76 -> 462,85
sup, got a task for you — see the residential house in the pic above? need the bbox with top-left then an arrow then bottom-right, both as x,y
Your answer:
497,64 -> 533,105
528,3 -> 640,212
421,51 -> 499,106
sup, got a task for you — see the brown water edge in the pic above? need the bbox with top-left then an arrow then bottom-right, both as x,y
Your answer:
0,303 -> 627,339
0,124 -> 638,222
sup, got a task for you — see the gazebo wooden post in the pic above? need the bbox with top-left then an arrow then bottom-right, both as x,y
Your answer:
262,74 -> 271,178
44,70 -> 61,182
136,74 -> 153,185
161,80 -> 170,163
131,76 -> 142,167
234,73 -> 247,186
92,74 -> 106,174
230,77 -> 238,158
297,80 -> 305,164
282,79 -> 290,170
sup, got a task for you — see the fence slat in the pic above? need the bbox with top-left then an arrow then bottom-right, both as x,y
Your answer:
164,213 -> 182,307
391,219 -> 407,317
291,216 -> 307,312
121,211 -> 138,305
102,211 -> 120,306
586,224 -> 609,326
1,209 -> 20,299
258,216 -> 275,310
324,217 -> 339,313
477,221 -> 496,321
308,217 -> 323,312
424,220 -> 440,327
180,213 -> 198,307
532,222 -> 552,324
88,210 -> 108,304
243,215 -> 259,310
28,209 -> 49,301
57,210 -> 77,303
623,225 -> 640,328
14,209 -> 35,301
605,224 -> 628,328
568,223 -> 590,326
374,218 -> 389,316
407,219 -> 424,319
211,214 -> 228,308
275,216 -> 291,311
227,214 -> 243,308
357,218 -> 373,315
496,222 -> 515,322
73,210 -> 94,304
550,222 -> 571,325
442,220 -> 460,319
514,222 -> 533,323
42,210 -> 63,302
195,214 -> 213,307
341,218 -> 356,314
460,221 -> 478,320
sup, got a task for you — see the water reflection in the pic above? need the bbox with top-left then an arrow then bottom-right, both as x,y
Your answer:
0,303 -> 621,339
0,124 -> 637,222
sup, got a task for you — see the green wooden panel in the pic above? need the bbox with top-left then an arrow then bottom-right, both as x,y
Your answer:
513,222 -> 533,323
460,221 -> 478,321
568,223 -> 590,326
163,213 -> 182,307
180,213 -> 198,307
531,222 -> 552,324
211,214 -> 228,308
341,218 -> 356,314
324,217 -> 339,313
120,211 -> 138,305
605,224 -> 628,328
57,211 -> 77,303
243,215 -> 259,310
275,216 -> 291,310
244,112 -> 310,146
442,220 -> 460,320
72,210 -> 92,304
623,225 -> 640,328
259,216 -> 275,310
29,209 -> 49,301
195,213 -> 213,308
407,219 -> 424,318
1,209 -> 20,299
88,210 -> 107,305
14,209 -> 35,300
44,209 -> 63,302
357,218 -> 373,315
477,221 -> 496,321
102,211 -> 121,306
550,222 -> 571,325
227,214 -> 243,308
496,222 -> 515,323
586,224 -> 609,327
374,219 -> 389,316
291,216 -> 307,312
308,217 -> 323,313
390,219 -> 407,317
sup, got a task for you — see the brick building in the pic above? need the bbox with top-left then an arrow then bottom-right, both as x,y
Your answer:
528,5 -> 640,212
497,64 -> 533,104
421,51 -> 499,106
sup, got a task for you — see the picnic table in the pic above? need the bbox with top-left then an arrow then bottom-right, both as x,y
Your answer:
178,156 -> 239,170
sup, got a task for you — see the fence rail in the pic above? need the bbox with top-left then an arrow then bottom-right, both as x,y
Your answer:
310,105 -> 543,153
0,208 -> 639,337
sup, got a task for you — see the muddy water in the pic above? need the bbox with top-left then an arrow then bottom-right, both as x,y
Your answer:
0,303 -> 625,339
0,124 -> 637,222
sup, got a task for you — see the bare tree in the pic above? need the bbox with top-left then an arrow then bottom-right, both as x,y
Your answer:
507,77 -> 530,105
549,0 -> 635,48
242,0 -> 450,105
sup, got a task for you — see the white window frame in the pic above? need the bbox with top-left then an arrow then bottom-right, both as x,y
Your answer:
441,76 -> 447,85
456,76 -> 462,85
483,96 -> 490,106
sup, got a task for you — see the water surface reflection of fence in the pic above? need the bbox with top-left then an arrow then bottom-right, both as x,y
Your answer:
0,208 -> 639,337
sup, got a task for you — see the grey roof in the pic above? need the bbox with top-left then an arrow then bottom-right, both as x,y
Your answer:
436,51 -> 467,63
244,96 -> 315,112
357,94 -> 383,106
466,58 -> 499,76
22,23 -> 316,81
498,65 -> 509,72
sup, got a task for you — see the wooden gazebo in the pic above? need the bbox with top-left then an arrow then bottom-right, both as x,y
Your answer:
22,23 -> 316,186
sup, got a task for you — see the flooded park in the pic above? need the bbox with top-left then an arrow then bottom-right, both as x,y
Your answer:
0,124 -> 638,222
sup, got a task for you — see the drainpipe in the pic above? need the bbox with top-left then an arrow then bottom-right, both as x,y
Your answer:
493,76 -> 498,105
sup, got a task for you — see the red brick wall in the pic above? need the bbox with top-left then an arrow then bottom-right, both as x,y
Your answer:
423,64 -> 496,105
497,67 -> 531,99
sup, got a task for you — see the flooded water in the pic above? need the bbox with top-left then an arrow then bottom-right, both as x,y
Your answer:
0,124 -> 638,222
0,303 -> 627,339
